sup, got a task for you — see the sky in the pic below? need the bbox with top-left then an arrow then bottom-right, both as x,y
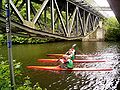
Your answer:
94,0 -> 109,6
94,0 -> 115,17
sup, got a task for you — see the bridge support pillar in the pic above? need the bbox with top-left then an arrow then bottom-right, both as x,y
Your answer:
82,21 -> 105,41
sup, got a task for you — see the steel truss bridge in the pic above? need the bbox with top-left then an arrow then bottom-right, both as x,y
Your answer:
0,0 -> 103,40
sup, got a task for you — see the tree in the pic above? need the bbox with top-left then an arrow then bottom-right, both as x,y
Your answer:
104,17 -> 120,41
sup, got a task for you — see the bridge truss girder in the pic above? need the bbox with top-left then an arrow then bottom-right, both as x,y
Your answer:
0,0 -> 102,39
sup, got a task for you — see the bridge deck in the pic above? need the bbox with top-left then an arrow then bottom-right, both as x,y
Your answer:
107,0 -> 120,23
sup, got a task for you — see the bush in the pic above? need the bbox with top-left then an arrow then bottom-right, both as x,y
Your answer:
105,26 -> 120,41
0,34 -> 59,44
0,61 -> 46,90
104,17 -> 120,41
0,35 -> 48,44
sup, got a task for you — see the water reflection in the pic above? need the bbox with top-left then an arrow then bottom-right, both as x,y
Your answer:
48,72 -> 88,90
45,42 -> 120,90
0,41 -> 120,90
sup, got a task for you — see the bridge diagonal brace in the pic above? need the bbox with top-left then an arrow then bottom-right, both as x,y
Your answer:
93,17 -> 99,30
54,0 -> 67,36
32,0 -> 49,24
54,13 -> 59,25
66,1 -> 69,36
10,0 -> 24,23
11,0 -> 25,16
11,0 -> 19,14
89,15 -> 94,30
17,1 -> 25,11
77,8 -> 84,36
69,8 -> 76,34
30,3 -> 44,29
76,7 -> 79,35
30,3 -> 36,16
84,13 -> 90,35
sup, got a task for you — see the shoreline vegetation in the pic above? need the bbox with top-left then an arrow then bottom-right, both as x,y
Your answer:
104,17 -> 120,41
0,34 -> 64,45
0,60 -> 47,90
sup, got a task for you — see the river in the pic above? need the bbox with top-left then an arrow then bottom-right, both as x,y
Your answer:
0,41 -> 120,90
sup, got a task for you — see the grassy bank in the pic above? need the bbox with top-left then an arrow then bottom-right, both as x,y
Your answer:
0,34 -> 63,45
0,60 -> 47,90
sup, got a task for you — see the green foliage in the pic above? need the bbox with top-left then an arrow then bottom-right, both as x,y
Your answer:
104,17 -> 119,30
104,17 -> 120,41
0,34 -> 3,45
16,77 -> 44,90
0,34 -> 61,44
0,34 -> 7,44
0,35 -> 49,44
0,60 -> 46,90
0,61 -> 10,89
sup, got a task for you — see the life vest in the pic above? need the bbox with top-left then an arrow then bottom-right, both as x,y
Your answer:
68,48 -> 76,60
66,59 -> 74,69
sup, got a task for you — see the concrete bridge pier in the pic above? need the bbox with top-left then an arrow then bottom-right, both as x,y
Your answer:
82,21 -> 105,41
82,27 -> 105,41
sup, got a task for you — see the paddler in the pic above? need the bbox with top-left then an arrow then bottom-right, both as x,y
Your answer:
59,55 -> 74,69
66,44 -> 77,60
59,44 -> 76,69
65,55 -> 74,69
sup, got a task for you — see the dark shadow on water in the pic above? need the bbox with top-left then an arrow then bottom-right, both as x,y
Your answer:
117,81 -> 120,90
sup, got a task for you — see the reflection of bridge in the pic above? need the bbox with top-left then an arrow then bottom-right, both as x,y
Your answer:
0,0 -> 104,40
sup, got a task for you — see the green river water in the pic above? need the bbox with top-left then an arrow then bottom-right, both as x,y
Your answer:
0,41 -> 120,90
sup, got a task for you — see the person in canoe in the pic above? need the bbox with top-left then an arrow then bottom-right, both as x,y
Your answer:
59,55 -> 74,69
66,44 -> 77,60
58,44 -> 77,69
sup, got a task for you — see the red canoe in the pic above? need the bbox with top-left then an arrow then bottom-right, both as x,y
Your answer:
47,54 -> 101,58
47,54 -> 64,58
37,59 -> 106,63
27,66 -> 112,71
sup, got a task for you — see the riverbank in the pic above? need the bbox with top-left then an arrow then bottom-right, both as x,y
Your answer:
0,34 -> 66,45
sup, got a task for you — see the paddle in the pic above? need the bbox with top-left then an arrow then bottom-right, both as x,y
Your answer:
55,44 -> 78,63
56,56 -> 66,63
